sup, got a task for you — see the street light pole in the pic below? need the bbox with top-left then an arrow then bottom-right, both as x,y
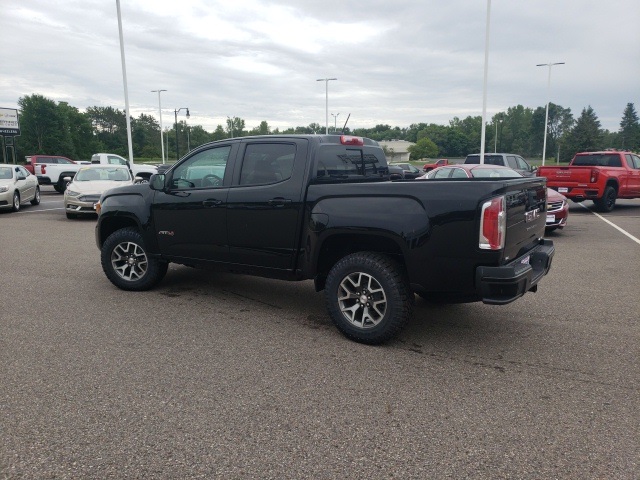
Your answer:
536,62 -> 565,166
151,89 -> 166,163
317,78 -> 337,134
331,113 -> 340,132
174,107 -> 190,161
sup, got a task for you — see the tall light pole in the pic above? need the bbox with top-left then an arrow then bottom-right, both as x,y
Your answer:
331,113 -> 340,132
317,78 -> 337,134
116,0 -> 134,164
479,0 -> 491,164
151,89 -> 166,163
494,115 -> 502,153
174,107 -> 190,161
537,62 -> 565,166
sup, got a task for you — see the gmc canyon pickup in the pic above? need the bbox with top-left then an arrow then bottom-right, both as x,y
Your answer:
95,135 -> 554,344
537,150 -> 640,212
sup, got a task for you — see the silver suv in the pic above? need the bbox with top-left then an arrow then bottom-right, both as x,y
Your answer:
464,153 -> 537,177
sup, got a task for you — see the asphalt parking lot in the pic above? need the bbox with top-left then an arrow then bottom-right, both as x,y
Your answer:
2,186 -> 639,479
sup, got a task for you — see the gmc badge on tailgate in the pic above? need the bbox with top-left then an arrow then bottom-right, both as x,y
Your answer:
525,208 -> 540,222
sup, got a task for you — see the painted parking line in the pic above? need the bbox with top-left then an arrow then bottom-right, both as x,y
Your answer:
579,203 -> 640,245
18,207 -> 66,213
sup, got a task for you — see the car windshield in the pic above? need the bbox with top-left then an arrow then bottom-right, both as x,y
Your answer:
0,167 -> 12,179
75,167 -> 131,182
471,167 -> 521,178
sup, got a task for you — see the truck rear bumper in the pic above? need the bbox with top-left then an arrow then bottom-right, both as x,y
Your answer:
476,239 -> 555,305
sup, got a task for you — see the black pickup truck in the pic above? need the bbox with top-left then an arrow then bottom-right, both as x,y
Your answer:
95,135 -> 554,344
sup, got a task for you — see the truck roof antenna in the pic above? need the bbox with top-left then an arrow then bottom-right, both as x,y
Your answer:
342,114 -> 351,132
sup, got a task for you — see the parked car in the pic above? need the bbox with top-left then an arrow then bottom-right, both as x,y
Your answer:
0,164 -> 40,212
464,153 -> 537,177
418,164 -> 568,232
95,134 -> 554,344
387,163 -> 422,180
64,165 -> 140,219
537,150 -> 640,212
422,159 -> 450,172
23,155 -> 86,175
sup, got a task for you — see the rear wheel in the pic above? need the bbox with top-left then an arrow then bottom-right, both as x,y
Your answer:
53,184 -> 64,193
11,191 -> 20,212
101,228 -> 168,291
325,252 -> 413,344
594,186 -> 616,212
31,187 -> 41,205
66,212 -> 78,219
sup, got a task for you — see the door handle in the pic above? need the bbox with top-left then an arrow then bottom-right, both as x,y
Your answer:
267,198 -> 292,207
203,199 -> 223,207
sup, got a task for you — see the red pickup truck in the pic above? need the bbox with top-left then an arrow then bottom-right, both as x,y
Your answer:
537,151 -> 640,212
23,155 -> 82,175
422,159 -> 449,172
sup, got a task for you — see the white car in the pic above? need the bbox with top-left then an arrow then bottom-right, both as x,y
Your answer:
0,164 -> 40,212
64,165 -> 139,219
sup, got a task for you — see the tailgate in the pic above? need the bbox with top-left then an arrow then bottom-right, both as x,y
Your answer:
539,166 -> 593,186
503,178 -> 547,263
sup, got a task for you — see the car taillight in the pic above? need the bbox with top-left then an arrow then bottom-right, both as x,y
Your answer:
40,164 -> 46,174
479,196 -> 506,250
590,168 -> 599,183
340,135 -> 364,146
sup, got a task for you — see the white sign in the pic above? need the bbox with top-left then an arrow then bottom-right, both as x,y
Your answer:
0,108 -> 20,135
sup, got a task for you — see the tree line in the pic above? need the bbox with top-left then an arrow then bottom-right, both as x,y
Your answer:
9,93 -> 640,164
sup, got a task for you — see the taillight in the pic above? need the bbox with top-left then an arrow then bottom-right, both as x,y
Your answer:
479,196 -> 506,250
590,168 -> 599,183
40,164 -> 46,174
340,135 -> 364,146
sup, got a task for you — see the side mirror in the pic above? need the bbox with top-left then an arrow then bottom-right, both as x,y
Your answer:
17,175 -> 26,181
149,173 -> 166,191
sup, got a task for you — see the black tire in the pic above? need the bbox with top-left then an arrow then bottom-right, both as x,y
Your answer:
31,187 -> 41,205
11,191 -> 20,212
66,212 -> 78,219
325,252 -> 413,344
594,186 -> 616,212
53,184 -> 64,194
101,227 -> 168,291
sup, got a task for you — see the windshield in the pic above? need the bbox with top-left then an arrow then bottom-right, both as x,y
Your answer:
75,167 -> 131,182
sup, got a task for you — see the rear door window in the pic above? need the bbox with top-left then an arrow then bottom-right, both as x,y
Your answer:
239,143 -> 296,186
315,145 -> 386,180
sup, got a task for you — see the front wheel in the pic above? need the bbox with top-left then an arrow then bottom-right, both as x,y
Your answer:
101,228 -> 168,291
11,191 -> 20,212
325,252 -> 413,344
594,186 -> 616,212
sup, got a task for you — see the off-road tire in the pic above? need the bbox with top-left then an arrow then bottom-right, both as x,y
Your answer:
101,227 -> 168,291
325,252 -> 413,344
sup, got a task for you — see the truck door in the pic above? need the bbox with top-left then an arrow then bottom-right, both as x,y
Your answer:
625,154 -> 640,195
151,144 -> 236,263
226,140 -> 308,270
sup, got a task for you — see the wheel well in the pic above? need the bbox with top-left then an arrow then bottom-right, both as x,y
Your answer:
314,233 -> 405,291
605,180 -> 618,193
98,217 -> 139,247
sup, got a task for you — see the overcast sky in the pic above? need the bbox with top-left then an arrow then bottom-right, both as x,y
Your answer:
2,0 -> 639,134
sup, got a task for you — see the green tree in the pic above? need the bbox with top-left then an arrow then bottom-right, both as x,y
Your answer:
226,117 -> 245,137
212,125 -> 227,141
17,94 -> 67,156
531,104 -> 574,159
619,103 -> 640,150
407,137 -> 438,160
85,106 -> 127,155
561,106 -> 603,161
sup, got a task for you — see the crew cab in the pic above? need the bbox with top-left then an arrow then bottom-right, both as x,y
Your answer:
37,153 -> 157,193
23,155 -> 87,176
537,151 -> 640,212
95,135 -> 554,344
465,153 -> 537,177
